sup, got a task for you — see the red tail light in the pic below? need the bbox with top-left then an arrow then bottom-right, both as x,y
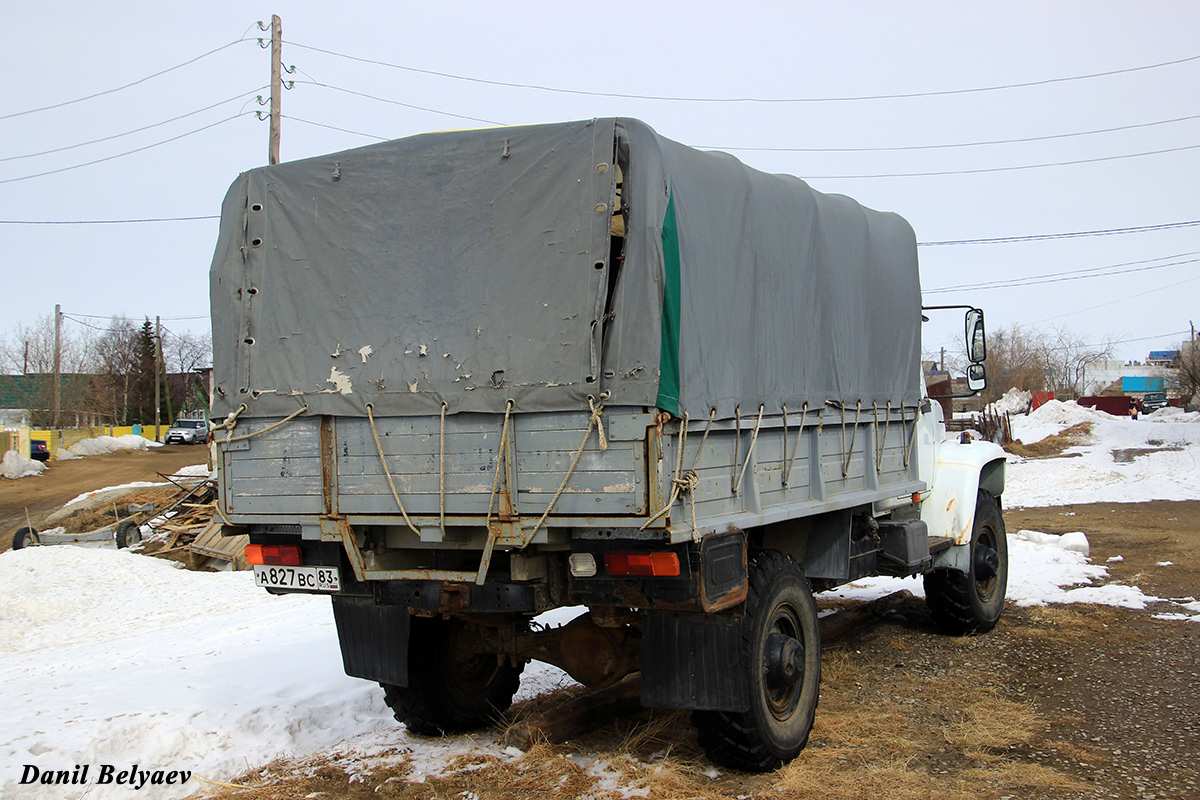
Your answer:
604,552 -> 680,577
245,544 -> 302,566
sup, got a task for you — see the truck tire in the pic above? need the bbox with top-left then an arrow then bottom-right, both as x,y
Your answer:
924,490 -> 1008,634
381,616 -> 524,736
693,550 -> 822,771
115,519 -> 143,549
12,526 -> 39,550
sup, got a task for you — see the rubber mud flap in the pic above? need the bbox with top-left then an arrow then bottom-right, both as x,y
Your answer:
331,596 -> 410,686
641,610 -> 749,711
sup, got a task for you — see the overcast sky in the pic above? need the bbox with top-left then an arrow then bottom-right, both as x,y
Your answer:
2,1 -> 1197,366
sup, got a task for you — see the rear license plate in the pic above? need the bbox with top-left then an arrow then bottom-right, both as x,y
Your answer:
253,564 -> 341,592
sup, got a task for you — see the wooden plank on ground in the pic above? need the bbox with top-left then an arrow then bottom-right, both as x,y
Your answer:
189,520 -> 248,569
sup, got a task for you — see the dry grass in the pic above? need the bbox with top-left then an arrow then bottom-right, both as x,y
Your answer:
197,611 -> 1081,800
1004,422 -> 1093,458
962,761 -> 1084,794
198,676 -> 1074,800
1005,421 -> 1094,457
1010,605 -> 1147,649
943,695 -> 1038,753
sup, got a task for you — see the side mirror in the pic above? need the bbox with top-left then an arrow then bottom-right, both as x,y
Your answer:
965,308 -> 986,363
967,363 -> 987,393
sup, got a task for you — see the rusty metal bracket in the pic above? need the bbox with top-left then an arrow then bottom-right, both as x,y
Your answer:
325,515 -> 479,583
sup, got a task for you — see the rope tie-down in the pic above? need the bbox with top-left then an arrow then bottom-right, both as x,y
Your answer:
829,399 -> 863,478
781,401 -> 808,488
477,396 -> 608,584
873,401 -> 893,472
476,400 -> 516,584
733,404 -> 765,496
214,402 -> 310,445
640,407 -> 716,540
438,401 -> 448,539
528,395 -> 607,537
366,403 -> 421,535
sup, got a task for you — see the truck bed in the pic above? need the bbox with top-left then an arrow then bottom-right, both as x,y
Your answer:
218,406 -> 924,548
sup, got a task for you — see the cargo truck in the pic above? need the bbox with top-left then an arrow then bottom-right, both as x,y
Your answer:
209,118 -> 1008,771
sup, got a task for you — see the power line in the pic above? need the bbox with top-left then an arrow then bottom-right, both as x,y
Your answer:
280,85 -> 1200,179
1115,329 -> 1191,346
924,253 -> 1200,294
1034,274 -> 1200,323
0,88 -> 267,162
918,219 -> 1200,246
0,217 -> 218,224
285,40 -> 1200,103
802,142 -> 1200,179
60,314 -> 114,333
0,113 -> 251,184
697,112 -> 1200,153
293,80 -> 505,126
0,38 -> 253,121
283,115 -> 388,141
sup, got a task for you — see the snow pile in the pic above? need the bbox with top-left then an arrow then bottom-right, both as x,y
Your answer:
171,464 -> 212,478
989,387 -> 1032,415
51,447 -> 81,460
822,529 -> 1167,612
0,547 -> 395,800
0,547 -> 579,800
1005,400 -> 1200,506
67,434 -> 162,457
1,449 -> 46,479
64,481 -> 169,507
1144,405 -> 1200,423
1011,399 -> 1112,444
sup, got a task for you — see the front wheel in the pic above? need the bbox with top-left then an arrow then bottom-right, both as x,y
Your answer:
693,550 -> 822,772
925,489 -> 1008,634
381,616 -> 524,736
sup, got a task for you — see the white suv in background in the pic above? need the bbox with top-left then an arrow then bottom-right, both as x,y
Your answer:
164,418 -> 209,445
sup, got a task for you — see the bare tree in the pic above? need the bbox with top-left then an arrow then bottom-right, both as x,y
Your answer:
1172,338 -> 1200,407
1038,326 -> 1115,400
976,323 -> 1047,405
163,330 -> 212,415
0,314 -> 98,426
958,323 -> 1114,404
90,316 -> 142,425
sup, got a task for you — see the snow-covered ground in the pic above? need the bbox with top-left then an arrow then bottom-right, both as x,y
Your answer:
2,400 -> 1198,799
1004,400 -> 1200,506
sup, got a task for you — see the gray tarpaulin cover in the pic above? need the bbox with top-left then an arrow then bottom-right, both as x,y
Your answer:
210,118 -> 921,421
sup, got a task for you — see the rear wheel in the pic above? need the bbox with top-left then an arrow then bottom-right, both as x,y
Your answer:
381,616 -> 524,735
11,527 -> 39,550
925,490 -> 1008,634
115,519 -> 143,549
693,550 -> 822,771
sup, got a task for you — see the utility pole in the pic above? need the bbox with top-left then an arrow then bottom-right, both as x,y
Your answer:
160,322 -> 173,424
154,316 -> 162,441
269,14 -> 282,165
52,304 -> 61,430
